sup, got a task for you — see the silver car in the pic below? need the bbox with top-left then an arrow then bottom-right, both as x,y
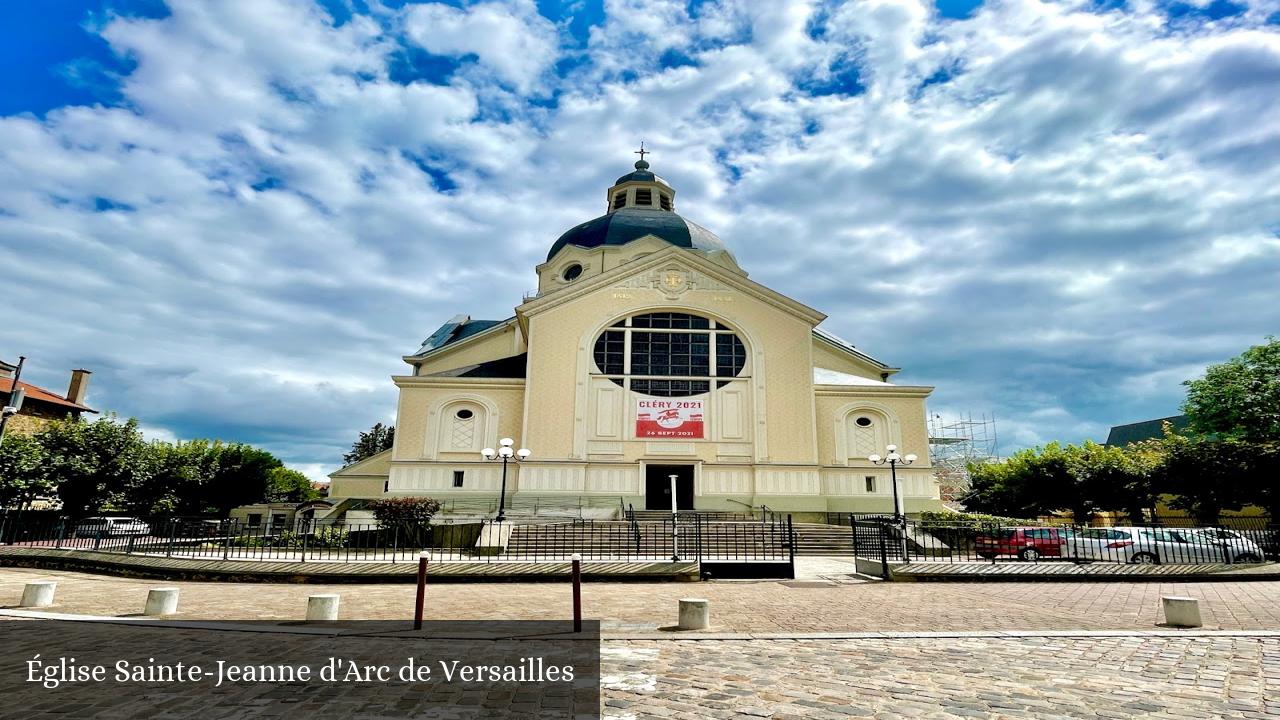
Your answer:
1185,528 -> 1266,563
1069,526 -> 1235,564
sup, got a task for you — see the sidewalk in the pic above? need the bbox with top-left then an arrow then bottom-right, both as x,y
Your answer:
5,566 -> 1280,632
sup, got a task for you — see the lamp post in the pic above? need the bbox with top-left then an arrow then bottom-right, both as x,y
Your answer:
0,356 -> 27,446
868,444 -> 917,524
481,438 -> 530,523
870,445 -> 917,559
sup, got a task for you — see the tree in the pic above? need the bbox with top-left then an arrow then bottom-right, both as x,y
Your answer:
367,497 -> 441,525
1183,336 -> 1280,443
38,415 -> 152,518
0,433 -> 52,509
1152,434 -> 1251,525
1246,441 -> 1280,518
1068,441 -> 1157,524
123,440 -> 221,517
367,497 -> 441,546
203,443 -> 283,517
344,422 -> 394,465
960,442 -> 1088,520
266,467 -> 321,503
961,441 -> 1163,522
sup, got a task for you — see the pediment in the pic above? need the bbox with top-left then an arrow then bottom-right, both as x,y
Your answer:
612,261 -> 735,299
519,244 -> 825,326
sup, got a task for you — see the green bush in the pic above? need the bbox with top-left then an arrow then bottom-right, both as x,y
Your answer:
919,510 -> 1039,527
310,526 -> 348,548
917,510 -> 1043,551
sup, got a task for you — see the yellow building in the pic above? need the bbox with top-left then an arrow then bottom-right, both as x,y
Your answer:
330,157 -> 943,518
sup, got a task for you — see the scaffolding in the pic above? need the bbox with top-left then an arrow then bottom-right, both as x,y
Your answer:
928,413 -> 999,506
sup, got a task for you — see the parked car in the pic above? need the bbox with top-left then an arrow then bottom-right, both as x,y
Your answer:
74,516 -> 151,538
1185,528 -> 1266,563
1069,526 -> 1260,564
975,527 -> 1066,561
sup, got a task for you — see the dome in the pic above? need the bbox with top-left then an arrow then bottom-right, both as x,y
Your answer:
547,207 -> 733,262
613,164 -> 669,187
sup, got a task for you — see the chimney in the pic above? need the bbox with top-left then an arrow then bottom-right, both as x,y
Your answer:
67,369 -> 92,405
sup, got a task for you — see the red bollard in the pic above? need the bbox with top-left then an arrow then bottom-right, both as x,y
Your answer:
571,552 -> 582,633
413,551 -> 429,630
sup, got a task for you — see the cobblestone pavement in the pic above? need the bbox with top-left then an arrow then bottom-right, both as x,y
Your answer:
1,614 -> 1278,718
4,567 -> 1280,631
602,636 -> 1280,719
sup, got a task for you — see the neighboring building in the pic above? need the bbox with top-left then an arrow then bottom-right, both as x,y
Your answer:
0,360 -> 96,434
329,157 -> 943,517
1104,415 -> 1189,447
228,500 -> 337,529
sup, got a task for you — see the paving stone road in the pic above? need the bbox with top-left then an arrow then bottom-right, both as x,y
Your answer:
4,567 -> 1280,632
602,636 -> 1280,719
6,568 -> 1280,717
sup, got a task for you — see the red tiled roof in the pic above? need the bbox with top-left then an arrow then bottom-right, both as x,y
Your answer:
0,377 -> 96,413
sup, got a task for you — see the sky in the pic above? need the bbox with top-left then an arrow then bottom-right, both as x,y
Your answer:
1,0 -> 1278,483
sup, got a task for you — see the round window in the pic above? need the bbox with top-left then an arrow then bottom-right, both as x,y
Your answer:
561,263 -> 583,281
456,409 -> 474,420
855,416 -> 873,427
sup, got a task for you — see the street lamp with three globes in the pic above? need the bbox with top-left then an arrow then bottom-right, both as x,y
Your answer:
480,438 -> 530,523
868,444 -> 917,524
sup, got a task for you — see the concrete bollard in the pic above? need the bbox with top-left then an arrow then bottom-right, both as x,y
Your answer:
144,588 -> 180,616
20,581 -> 57,608
678,598 -> 710,630
306,594 -> 340,622
1162,596 -> 1202,628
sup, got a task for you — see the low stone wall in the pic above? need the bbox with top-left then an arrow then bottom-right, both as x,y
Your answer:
0,547 -> 700,583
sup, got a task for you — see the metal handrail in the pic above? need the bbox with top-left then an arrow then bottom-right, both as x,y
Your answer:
627,503 -> 641,551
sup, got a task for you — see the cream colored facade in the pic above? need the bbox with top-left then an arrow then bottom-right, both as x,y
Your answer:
330,160 -> 943,515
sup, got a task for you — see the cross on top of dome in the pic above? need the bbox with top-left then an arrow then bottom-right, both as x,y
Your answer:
634,141 -> 650,170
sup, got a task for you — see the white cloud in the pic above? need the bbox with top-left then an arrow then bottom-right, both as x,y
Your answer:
1,0 -> 1277,470
401,0 -> 560,93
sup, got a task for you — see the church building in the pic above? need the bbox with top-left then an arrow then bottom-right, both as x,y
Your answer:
329,155 -> 943,518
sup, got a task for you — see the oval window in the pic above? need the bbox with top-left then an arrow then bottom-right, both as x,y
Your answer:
562,263 -> 583,281
456,409 -> 474,420
855,416 -> 873,427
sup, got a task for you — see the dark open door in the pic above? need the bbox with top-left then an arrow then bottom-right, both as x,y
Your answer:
645,464 -> 695,510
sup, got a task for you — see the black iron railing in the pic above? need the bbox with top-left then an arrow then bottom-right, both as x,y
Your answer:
850,515 -> 1278,567
0,513 -> 795,565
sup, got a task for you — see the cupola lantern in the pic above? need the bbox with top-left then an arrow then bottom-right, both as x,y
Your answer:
606,142 -> 676,213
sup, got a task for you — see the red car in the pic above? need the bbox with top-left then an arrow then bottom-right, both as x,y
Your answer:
975,527 -> 1065,561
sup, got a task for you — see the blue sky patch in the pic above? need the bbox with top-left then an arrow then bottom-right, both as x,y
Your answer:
800,59 -> 866,98
915,62 -> 962,97
251,177 -> 286,193
1165,0 -> 1247,21
659,49 -> 699,70
93,197 -> 135,212
936,0 -> 984,20
388,43 -> 469,85
401,151 -> 458,192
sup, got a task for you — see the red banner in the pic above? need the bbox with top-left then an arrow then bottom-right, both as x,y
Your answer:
636,399 -> 704,439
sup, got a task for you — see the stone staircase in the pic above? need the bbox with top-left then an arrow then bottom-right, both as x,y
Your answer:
785,522 -> 852,556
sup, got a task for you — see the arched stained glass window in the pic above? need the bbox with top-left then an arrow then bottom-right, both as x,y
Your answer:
592,312 -> 748,397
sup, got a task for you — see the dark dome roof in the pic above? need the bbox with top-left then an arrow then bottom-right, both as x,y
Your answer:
613,168 -> 669,186
613,158 -> 669,186
547,207 -> 732,262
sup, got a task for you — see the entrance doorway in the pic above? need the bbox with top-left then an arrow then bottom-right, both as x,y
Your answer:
645,464 -> 695,511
